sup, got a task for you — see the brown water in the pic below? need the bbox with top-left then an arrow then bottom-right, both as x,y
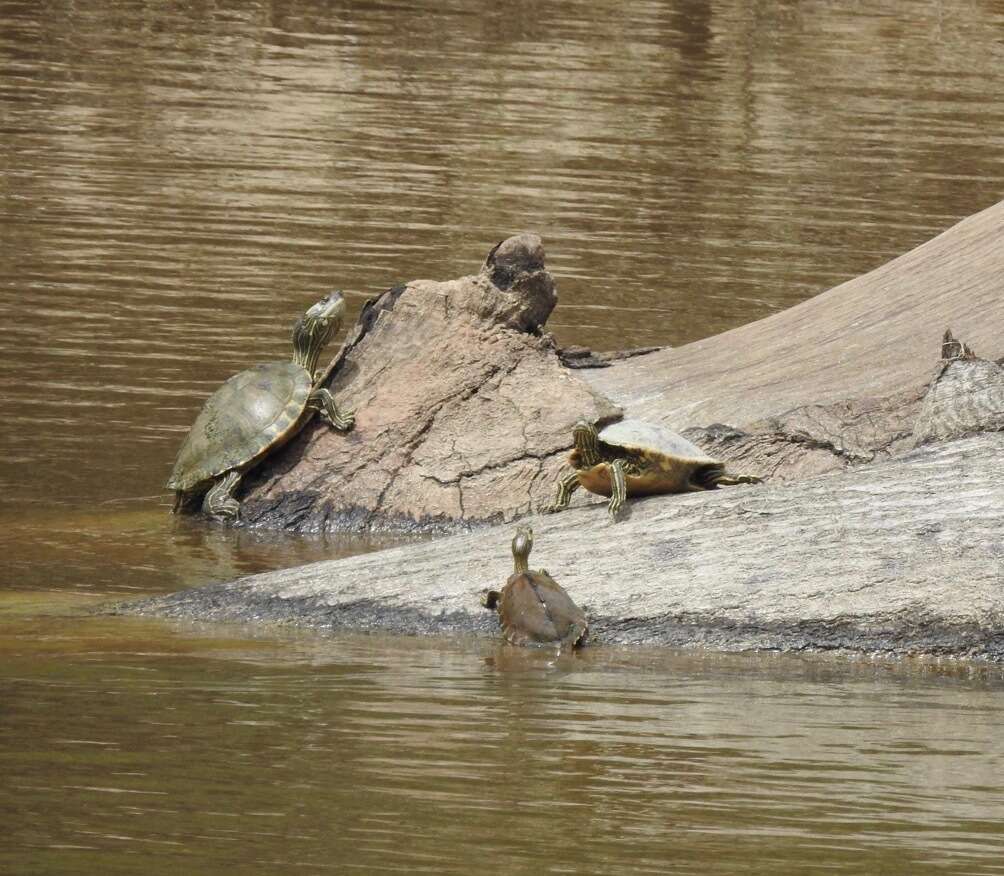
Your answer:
3,0 -> 1004,871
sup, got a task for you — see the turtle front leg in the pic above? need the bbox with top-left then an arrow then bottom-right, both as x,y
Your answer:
202,470 -> 242,524
606,458 -> 628,520
309,388 -> 355,432
546,469 -> 581,513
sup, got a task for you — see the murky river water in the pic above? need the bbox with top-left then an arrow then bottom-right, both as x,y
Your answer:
2,0 -> 1004,871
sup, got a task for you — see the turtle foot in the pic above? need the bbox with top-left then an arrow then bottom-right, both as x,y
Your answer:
202,471 -> 242,525
481,590 -> 501,610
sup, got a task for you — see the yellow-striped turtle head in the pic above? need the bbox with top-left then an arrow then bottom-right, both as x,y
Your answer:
292,291 -> 346,376
571,419 -> 602,468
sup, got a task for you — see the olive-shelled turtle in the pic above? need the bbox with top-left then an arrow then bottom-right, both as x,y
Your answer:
167,292 -> 355,523
547,418 -> 760,520
482,525 -> 588,649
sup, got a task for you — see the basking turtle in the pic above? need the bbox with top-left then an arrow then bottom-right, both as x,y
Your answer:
548,418 -> 760,520
482,525 -> 587,649
167,292 -> 355,523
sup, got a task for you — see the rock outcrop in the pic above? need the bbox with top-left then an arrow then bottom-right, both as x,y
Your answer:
238,234 -> 619,532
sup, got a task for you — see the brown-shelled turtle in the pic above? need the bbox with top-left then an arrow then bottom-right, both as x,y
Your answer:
547,418 -> 760,520
482,525 -> 588,649
167,292 -> 355,523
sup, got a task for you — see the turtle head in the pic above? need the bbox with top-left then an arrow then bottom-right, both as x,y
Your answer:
292,291 -> 347,375
511,524 -> 534,574
572,419 -> 601,468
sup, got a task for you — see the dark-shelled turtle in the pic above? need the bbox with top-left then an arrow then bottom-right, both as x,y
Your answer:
548,418 -> 760,520
167,292 -> 355,523
482,525 -> 587,649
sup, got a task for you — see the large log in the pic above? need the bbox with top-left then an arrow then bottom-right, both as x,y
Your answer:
133,203 -> 1004,660
586,199 -> 1004,481
235,201 -> 1004,531
132,432 -> 1004,661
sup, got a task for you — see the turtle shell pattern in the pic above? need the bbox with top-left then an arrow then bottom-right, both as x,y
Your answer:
167,361 -> 312,492
577,417 -> 725,496
496,571 -> 588,647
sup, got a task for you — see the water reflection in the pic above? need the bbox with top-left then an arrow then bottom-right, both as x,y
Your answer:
0,505 -> 418,595
1,625 -> 1003,873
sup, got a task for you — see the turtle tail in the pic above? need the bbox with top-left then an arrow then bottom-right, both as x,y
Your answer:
693,464 -> 727,490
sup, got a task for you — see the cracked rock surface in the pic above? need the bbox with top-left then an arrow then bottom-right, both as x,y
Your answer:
238,233 -> 619,532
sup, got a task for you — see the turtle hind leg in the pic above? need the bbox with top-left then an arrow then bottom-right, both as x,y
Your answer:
606,458 -> 628,520
202,470 -> 242,524
308,387 -> 355,432
559,622 -> 588,652
710,472 -> 762,487
545,469 -> 581,513
696,464 -> 762,490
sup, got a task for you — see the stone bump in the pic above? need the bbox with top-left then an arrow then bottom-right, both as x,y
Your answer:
478,232 -> 556,333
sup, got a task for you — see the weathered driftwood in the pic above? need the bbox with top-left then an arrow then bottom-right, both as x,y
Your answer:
134,432 -> 1004,660
132,202 -> 1004,660
587,198 -> 1004,481
233,201 -> 1004,532
238,234 -> 618,532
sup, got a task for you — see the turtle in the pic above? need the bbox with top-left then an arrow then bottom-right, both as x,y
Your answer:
481,525 -> 588,649
547,418 -> 761,520
167,292 -> 355,523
